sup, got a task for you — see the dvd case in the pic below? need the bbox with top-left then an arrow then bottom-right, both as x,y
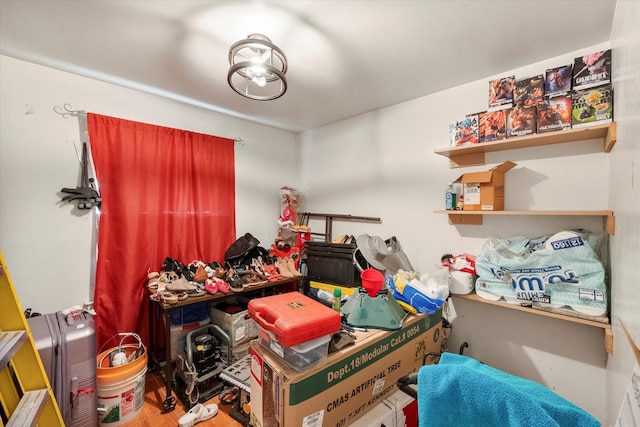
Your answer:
488,76 -> 515,110
572,50 -> 611,91
545,64 -> 572,96
479,110 -> 507,142
537,95 -> 572,133
507,105 -> 537,137
514,75 -> 544,108
572,85 -> 613,128
454,115 -> 479,146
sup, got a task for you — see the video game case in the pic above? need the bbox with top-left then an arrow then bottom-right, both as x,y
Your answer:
507,105 -> 537,138
572,85 -> 613,128
514,75 -> 544,108
545,64 -> 572,96
537,95 -> 572,133
488,76 -> 515,110
453,115 -> 479,147
479,110 -> 507,142
572,49 -> 611,91
449,123 -> 456,147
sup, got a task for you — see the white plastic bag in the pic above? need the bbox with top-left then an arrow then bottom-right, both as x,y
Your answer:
475,230 -> 607,317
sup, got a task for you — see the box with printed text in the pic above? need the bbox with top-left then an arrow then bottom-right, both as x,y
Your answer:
537,95 -> 572,133
572,85 -> 613,128
572,49 -> 611,91
250,311 -> 442,427
454,161 -> 516,211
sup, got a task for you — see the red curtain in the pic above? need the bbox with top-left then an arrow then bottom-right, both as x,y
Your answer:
88,113 -> 235,350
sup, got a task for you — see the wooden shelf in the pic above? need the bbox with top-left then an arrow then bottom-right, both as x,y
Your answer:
434,210 -> 615,234
435,122 -> 617,168
453,292 -> 613,354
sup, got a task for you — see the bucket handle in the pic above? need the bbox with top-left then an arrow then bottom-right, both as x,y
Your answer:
98,332 -> 145,355
98,332 -> 146,368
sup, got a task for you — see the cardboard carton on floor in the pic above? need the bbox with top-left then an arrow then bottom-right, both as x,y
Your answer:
455,161 -> 516,211
250,311 -> 442,427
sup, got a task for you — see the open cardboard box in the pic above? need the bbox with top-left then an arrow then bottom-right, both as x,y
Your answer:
455,160 -> 516,211
250,310 -> 442,427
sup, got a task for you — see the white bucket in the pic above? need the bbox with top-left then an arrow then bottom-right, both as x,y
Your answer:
96,333 -> 147,425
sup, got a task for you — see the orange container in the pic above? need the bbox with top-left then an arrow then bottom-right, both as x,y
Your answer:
248,292 -> 341,347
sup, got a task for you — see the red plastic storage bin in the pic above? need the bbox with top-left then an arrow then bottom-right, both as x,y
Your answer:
248,292 -> 341,347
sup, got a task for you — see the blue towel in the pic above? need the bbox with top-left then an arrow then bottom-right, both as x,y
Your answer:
417,353 -> 600,427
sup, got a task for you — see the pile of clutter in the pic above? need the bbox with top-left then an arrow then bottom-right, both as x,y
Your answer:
146,233 -> 303,305
353,234 -> 456,317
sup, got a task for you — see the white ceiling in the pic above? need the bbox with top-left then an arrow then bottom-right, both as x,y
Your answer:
0,0 -> 616,133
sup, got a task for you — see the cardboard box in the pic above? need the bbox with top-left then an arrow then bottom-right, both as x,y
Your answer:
455,161 -> 516,211
349,389 -> 416,427
250,311 -> 442,427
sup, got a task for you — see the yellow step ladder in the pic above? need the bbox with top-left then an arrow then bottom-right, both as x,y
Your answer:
0,250 -> 64,427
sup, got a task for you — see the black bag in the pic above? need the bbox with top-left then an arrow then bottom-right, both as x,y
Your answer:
227,245 -> 270,270
224,232 -> 260,262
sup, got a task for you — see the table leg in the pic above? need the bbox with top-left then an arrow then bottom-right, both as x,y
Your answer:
162,307 -> 176,413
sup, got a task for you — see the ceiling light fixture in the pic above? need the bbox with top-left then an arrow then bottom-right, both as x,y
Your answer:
227,34 -> 288,101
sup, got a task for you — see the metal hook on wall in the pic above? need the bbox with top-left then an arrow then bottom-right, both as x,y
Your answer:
53,103 -> 85,118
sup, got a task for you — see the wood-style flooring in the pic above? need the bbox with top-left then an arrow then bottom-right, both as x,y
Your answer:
118,369 -> 243,427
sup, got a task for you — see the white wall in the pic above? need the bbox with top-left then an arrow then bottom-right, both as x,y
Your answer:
606,0 -> 640,424
0,55 -> 297,314
298,18 -> 640,423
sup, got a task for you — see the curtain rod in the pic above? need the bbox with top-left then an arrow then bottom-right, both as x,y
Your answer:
53,103 -> 85,118
53,103 -> 244,144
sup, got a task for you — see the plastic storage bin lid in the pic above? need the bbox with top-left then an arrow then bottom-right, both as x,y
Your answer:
248,292 -> 341,347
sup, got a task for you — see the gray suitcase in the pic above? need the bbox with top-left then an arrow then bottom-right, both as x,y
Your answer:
28,311 -> 98,426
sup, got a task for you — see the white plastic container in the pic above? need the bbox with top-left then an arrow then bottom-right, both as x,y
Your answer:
258,326 -> 331,372
210,306 -> 258,346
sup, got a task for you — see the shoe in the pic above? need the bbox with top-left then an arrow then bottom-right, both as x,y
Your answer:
214,266 -> 226,278
165,275 -> 197,292
285,257 -> 302,277
215,277 -> 230,293
163,257 -> 184,275
186,285 -> 206,298
276,257 -> 294,278
147,277 -> 160,294
226,269 -> 245,291
263,264 -> 283,282
159,270 -> 179,284
149,289 -> 179,305
178,403 -> 218,427
244,271 -> 268,287
205,278 -> 218,295
193,265 -> 208,282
